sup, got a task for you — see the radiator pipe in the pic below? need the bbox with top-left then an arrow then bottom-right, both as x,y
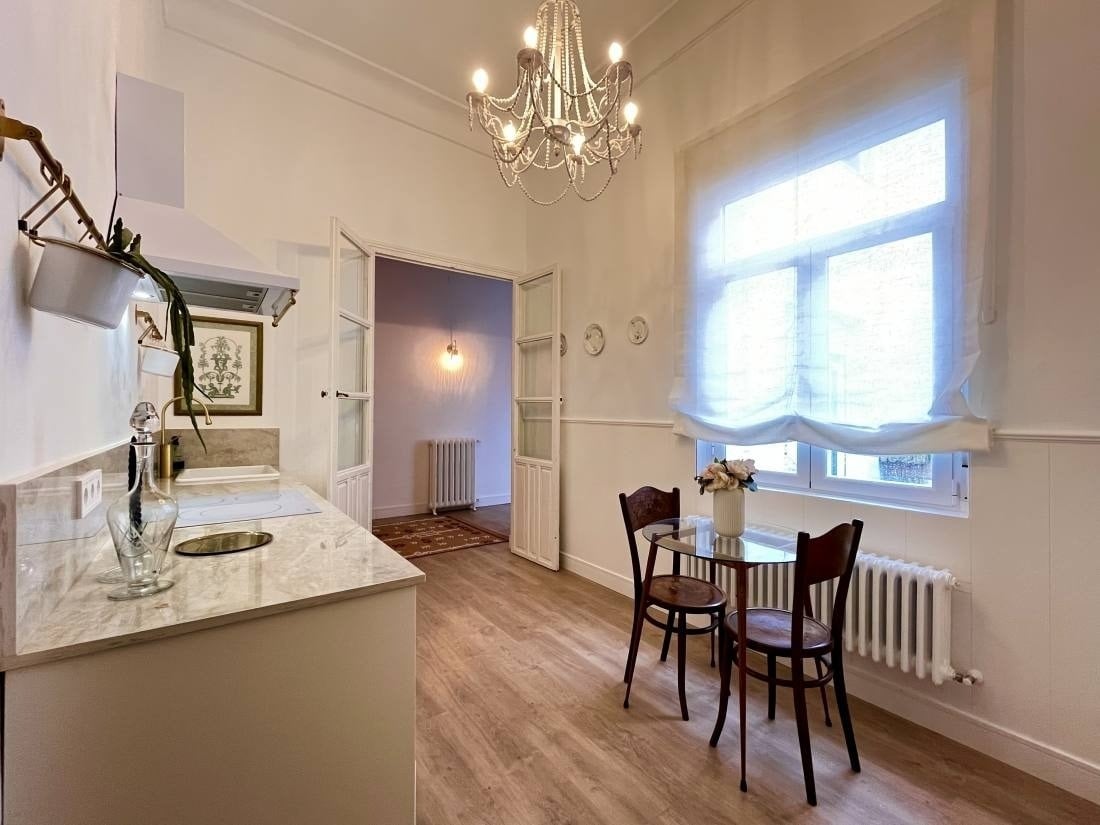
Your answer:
949,669 -> 984,686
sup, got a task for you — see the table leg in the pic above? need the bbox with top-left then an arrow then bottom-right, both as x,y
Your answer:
737,565 -> 748,793
623,542 -> 658,709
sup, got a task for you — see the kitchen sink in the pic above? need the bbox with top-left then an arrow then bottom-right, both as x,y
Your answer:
174,465 -> 281,485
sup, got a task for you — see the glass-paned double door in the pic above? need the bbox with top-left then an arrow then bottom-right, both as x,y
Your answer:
331,220 -> 374,529
512,268 -> 560,570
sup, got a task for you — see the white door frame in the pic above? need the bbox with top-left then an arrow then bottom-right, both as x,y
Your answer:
363,241 -> 528,527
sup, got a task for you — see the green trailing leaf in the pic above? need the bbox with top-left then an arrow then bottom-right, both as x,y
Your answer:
109,218 -> 208,451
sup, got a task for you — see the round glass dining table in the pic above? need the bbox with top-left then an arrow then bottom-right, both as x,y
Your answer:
640,516 -> 798,794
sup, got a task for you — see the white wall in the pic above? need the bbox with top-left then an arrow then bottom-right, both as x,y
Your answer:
0,1 -> 140,482
373,259 -> 511,517
528,0 -> 1100,804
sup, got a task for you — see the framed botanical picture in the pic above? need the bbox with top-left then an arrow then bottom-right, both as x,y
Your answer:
174,316 -> 264,416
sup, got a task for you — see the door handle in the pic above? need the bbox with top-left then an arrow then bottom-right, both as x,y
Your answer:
335,390 -> 349,399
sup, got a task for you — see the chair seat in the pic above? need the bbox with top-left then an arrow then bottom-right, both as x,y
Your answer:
725,608 -> 831,655
649,575 -> 726,612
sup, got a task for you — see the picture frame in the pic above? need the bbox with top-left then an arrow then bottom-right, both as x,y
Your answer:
174,316 -> 264,416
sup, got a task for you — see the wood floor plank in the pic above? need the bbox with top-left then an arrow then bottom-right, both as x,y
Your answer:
413,543 -> 1099,824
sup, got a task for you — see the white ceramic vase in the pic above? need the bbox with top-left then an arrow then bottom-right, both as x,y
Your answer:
713,487 -> 745,537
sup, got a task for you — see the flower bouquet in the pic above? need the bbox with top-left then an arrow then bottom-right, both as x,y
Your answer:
695,458 -> 758,537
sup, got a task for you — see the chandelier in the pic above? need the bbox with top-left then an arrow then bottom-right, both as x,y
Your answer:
466,0 -> 642,205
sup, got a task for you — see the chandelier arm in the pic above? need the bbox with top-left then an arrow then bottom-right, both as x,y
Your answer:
566,156 -> 615,203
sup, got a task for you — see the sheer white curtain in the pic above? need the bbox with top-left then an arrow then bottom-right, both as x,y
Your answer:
671,0 -> 996,455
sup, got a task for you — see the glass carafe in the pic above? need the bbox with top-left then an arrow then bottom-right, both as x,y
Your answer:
104,403 -> 178,600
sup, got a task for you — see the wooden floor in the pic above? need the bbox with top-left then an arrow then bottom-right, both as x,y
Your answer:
413,543 -> 1099,825
450,504 -> 510,538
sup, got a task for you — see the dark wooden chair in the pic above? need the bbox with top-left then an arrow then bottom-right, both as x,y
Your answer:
619,486 -> 727,721
710,520 -> 864,806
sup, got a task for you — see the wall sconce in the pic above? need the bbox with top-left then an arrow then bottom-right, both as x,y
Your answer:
441,339 -> 463,372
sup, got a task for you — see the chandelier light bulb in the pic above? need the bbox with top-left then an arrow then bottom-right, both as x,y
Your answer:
623,101 -> 639,125
502,122 -> 518,143
570,131 -> 586,156
472,68 -> 489,94
608,42 -> 623,63
524,26 -> 539,49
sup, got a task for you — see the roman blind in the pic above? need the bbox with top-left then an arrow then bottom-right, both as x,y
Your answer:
671,0 -> 997,455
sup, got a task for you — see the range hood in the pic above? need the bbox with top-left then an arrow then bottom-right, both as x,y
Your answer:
116,74 -> 298,322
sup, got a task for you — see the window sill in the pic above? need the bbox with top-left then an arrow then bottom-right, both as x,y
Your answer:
756,481 -> 970,519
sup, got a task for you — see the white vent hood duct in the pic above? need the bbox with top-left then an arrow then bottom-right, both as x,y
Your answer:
116,74 -> 298,321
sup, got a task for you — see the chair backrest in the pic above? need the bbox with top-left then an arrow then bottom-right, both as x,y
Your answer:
791,520 -> 864,653
618,486 -> 680,600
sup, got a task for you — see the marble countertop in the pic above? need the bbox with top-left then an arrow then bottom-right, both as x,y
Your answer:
7,477 -> 423,670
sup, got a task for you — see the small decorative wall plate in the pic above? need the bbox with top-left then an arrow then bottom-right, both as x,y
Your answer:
583,324 -> 605,356
560,333 -> 568,357
628,315 -> 649,345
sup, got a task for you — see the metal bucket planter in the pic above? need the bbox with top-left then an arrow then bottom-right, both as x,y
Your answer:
28,237 -> 142,329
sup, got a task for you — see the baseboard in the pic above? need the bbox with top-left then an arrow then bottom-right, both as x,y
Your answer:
561,553 -> 634,599
374,495 -> 510,520
562,550 -> 1100,806
372,502 -> 429,519
843,666 -> 1100,805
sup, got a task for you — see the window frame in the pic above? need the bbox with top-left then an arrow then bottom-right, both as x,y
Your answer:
697,439 -> 968,514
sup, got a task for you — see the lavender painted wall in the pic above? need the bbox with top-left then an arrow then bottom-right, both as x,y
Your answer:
373,258 -> 512,518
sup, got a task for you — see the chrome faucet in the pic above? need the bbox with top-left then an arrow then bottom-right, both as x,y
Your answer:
159,396 -> 213,478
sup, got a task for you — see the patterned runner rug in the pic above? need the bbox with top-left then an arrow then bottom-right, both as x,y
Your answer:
374,514 -> 508,559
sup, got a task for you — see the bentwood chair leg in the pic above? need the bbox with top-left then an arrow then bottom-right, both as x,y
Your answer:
660,610 -> 675,662
623,609 -> 645,708
791,658 -> 818,806
815,656 -> 832,727
833,650 -> 861,773
767,655 -> 777,721
624,600 -> 642,683
677,610 -> 689,721
624,545 -> 658,709
709,626 -> 731,746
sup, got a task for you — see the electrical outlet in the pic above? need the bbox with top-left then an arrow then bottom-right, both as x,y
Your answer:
74,469 -> 103,520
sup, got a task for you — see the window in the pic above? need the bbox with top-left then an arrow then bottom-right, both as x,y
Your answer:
672,4 -> 994,488
698,440 -> 966,510
695,118 -> 966,510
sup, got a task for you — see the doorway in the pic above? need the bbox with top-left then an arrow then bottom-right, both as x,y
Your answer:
370,257 -> 513,555
313,223 -> 562,571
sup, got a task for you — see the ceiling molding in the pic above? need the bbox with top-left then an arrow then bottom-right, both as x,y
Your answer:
630,0 -> 758,89
157,0 -> 744,160
162,0 -> 487,156
225,0 -> 467,112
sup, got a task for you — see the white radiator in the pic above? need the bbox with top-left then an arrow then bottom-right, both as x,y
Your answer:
686,535 -> 982,686
428,438 -> 477,514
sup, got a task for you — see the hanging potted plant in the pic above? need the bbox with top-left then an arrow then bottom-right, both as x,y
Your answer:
27,236 -> 145,328
3,106 -> 207,443
106,218 -> 207,446
695,458 -> 758,537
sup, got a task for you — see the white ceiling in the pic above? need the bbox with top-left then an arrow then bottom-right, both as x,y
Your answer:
240,0 -> 675,103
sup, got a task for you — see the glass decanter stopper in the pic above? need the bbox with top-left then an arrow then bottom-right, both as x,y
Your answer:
105,402 -> 178,600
